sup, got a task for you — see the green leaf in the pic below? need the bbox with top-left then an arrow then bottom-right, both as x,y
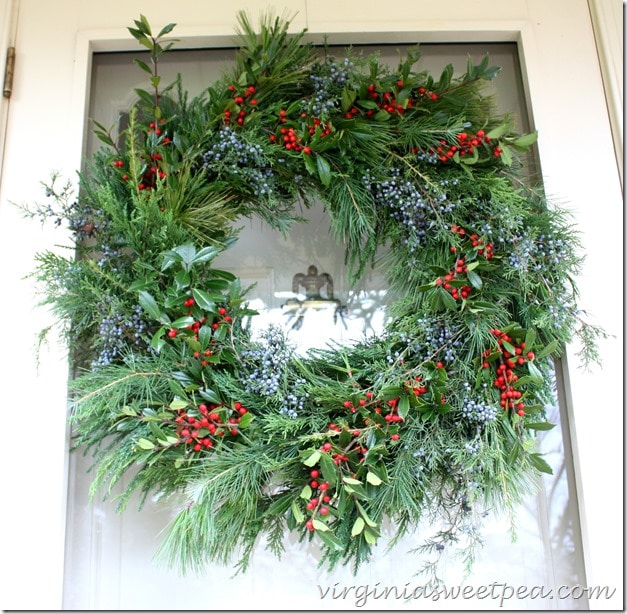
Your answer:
192,246 -> 222,265
341,87 -> 356,113
363,526 -> 379,545
355,501 -> 377,528
199,388 -> 221,404
342,476 -> 362,485
487,122 -> 510,140
312,519 -> 330,532
173,243 -> 196,269
366,471 -> 382,486
157,22 -> 177,38
397,395 -> 410,420
528,452 -> 553,475
302,450 -> 321,467
134,88 -> 155,107
316,155 -> 332,187
171,316 -> 195,328
300,484 -> 312,500
136,438 -> 155,450
512,131 -> 538,149
138,290 -> 164,321
319,452 -> 338,486
524,421 -> 556,431
524,328 -> 537,350
192,289 -> 217,312
133,59 -> 153,75
467,269 -> 483,290
317,529 -> 345,551
536,339 -> 560,359
507,440 -> 521,465
291,500 -> 304,523
499,144 -> 513,166
440,288 -> 458,311
351,516 -> 365,536
238,412 -> 254,428
169,398 -> 188,411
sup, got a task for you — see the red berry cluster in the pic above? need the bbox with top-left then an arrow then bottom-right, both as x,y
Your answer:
435,257 -> 472,301
483,328 -> 535,416
300,381 -> 431,532
451,224 -> 494,259
413,129 -> 502,163
166,299 -> 233,361
268,112 -> 331,154
304,469 -> 334,531
174,401 -> 248,452
224,84 -> 257,126
111,117 -> 170,188
364,83 -> 438,116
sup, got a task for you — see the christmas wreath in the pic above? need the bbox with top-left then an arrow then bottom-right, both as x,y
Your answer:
28,14 -> 602,579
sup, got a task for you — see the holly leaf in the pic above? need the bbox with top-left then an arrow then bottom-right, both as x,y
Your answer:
316,155 -> 332,187
467,269 -> 483,290
192,288 -> 217,313
138,290 -> 165,322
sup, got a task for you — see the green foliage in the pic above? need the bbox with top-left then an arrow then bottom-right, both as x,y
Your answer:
24,13 -> 602,581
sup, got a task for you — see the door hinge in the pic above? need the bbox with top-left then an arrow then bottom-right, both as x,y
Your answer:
3,47 -> 16,99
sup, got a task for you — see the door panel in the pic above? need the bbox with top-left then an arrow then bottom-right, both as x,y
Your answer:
63,43 -> 586,609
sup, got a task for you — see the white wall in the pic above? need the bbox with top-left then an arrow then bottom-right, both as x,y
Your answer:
0,0 -> 622,609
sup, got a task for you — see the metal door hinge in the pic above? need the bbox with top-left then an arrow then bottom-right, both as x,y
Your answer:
3,47 -> 15,98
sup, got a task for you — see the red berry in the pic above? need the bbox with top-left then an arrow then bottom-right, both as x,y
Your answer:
167,329 -> 177,338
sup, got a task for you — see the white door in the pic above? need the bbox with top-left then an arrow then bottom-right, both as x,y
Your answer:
0,1 -> 621,610
62,42 -> 583,610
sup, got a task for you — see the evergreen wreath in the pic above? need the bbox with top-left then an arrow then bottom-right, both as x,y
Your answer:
27,13 -> 603,579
